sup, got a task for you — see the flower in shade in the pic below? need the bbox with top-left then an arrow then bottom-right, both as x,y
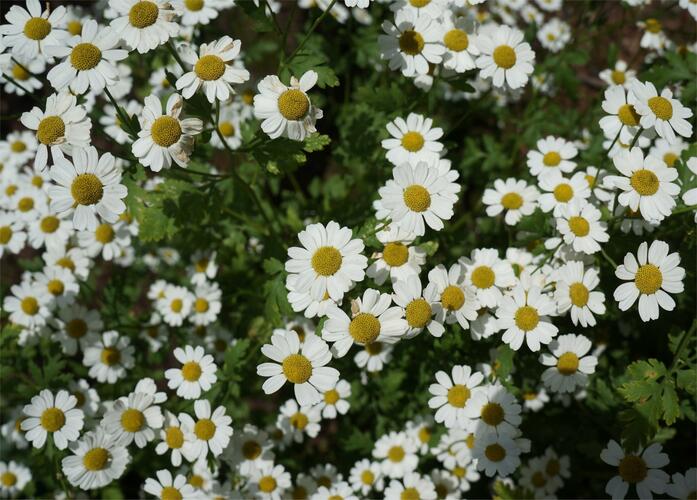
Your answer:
539,334 -> 597,393
600,440 -> 669,499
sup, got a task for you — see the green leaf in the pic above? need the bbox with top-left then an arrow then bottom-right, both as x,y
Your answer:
303,133 -> 331,153
493,345 -> 515,380
283,49 -> 339,88
661,382 -> 681,425
237,1 -> 274,33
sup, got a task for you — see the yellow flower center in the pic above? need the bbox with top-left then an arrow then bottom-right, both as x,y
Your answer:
40,216 -> 60,233
23,17 -> 52,40
71,173 -> 104,206
17,197 -> 34,212
388,445 -> 405,462
11,140 -> 27,152
403,184 -> 431,212
365,342 -> 382,354
277,89 -> 309,121
401,131 -> 425,152
471,265 -> 495,289
12,64 -> 30,80
20,297 -> 39,315
47,279 -> 64,296
501,192 -> 523,209
67,20 -> 82,35
481,402 -> 504,425
311,246 -> 342,276
361,470 -> 375,485
37,116 -> 65,145
465,433 -> 475,449
161,486 -> 183,500
0,226 -> 13,244
41,407 -> 66,432
409,0 -> 431,6
182,361 -> 202,381
188,475 -> 204,489
553,183 -> 573,202
194,54 -> 226,81
151,116 -> 182,147
70,43 -> 102,71
56,257 -> 75,271
543,151 -> 561,167
485,443 -> 506,462
611,70 -> 626,85
418,426 -> 431,443
194,298 -> 209,313
282,353 -> 313,383
546,459 -> 560,476
83,447 -> 109,471
401,488 -> 420,500
493,45 -> 516,69
630,169 -> 659,196
444,29 -> 469,51
557,352 -> 579,375
242,439 -> 262,459
242,89 -> 254,105
0,472 -> 17,487
169,298 -> 183,313
195,258 -> 209,273
663,153 -> 678,167
532,471 -> 547,488
648,96 -> 672,120
644,18 -> 662,33
568,216 -> 590,237
165,426 -> 184,448
399,30 -> 425,55
441,285 -> 465,311
405,298 -> 432,328
194,418 -> 216,440
514,305 -> 539,331
447,384 -> 471,408
120,408 -> 145,432
185,0 -> 204,10
95,223 -> 115,244
129,1 -> 159,28
349,313 -> 381,344
101,347 -> 121,366
383,242 -> 409,267
290,412 -> 308,430
259,476 -> 277,493
618,104 -> 640,127
634,264 -> 662,294
618,455 -> 648,483
219,121 -> 235,137
569,282 -> 589,307
5,185 -> 18,196
324,389 -> 340,404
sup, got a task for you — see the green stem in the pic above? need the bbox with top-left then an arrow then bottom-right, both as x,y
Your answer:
671,204 -> 697,215
262,0 -> 283,36
165,40 -> 186,71
669,320 -> 696,372
11,57 -> 35,77
103,87 -> 138,140
628,126 -> 643,150
284,0 -> 337,67
600,246 -> 618,269
2,74 -> 41,104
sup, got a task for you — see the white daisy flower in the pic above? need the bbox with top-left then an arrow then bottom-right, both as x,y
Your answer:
165,345 -> 218,400
61,427 -> 129,490
102,391 -> 163,448
556,200 -> 609,254
461,248 -> 515,308
177,36 -> 250,103
10,185 -> 47,222
349,459 -> 384,496
0,53 -> 44,96
475,25 -> 535,89
254,70 -> 323,141
48,146 -> 127,231
132,93 -> 203,171
426,263 -> 479,330
607,147 -> 679,223
376,161 -> 460,236
599,59 -> 636,89
538,171 -> 591,216
157,284 -> 194,326
614,240 -> 685,322
599,85 -> 642,140
519,456 -> 552,497
189,281 -> 222,326
540,447 -> 571,492
257,329 -> 339,406
393,274 -> 444,338
367,225 -> 425,286
682,157 -> 697,213
0,461 -> 31,497
373,431 -> 419,479
21,389 -> 84,450
537,18 -> 571,53
28,210 -> 72,251
554,261 -> 605,327
483,178 -> 539,225
144,470 -> 196,500
83,330 -> 135,383
667,468 -> 697,499
0,130 -> 39,167
211,103 -> 243,150
224,424 -> 275,476
526,135 -> 577,177
384,472 -> 437,500
649,137 -> 687,169
539,333 -> 597,394
67,378 -> 100,417
246,462 -> 292,499
172,0 -> 221,25
378,9 -> 444,77
465,383 -> 521,436
285,220 -> 367,302
0,0 -> 67,58
109,0 -> 179,53
180,399 -> 233,462
35,265 -> 78,307
381,113 -> 444,166
522,388 -> 549,413
286,273 -> 339,319
354,341 -> 393,373
600,440 -> 669,499
20,91 -> 92,171
77,221 -> 131,261
0,213 -> 28,257
428,365 -> 484,429
638,18 -> 667,51
631,79 -> 693,144
42,244 -> 91,281
155,411 -> 186,467
2,281 -> 51,331
323,289 -> 407,357
45,20 -> 127,94
496,285 -> 558,351
472,432 -> 529,478
276,399 -> 322,445
316,378 -> 351,419
438,16 -> 478,73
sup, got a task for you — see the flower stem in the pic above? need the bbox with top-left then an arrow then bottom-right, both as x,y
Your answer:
284,0 -> 337,67
669,319 -> 696,372
103,87 -> 138,140
165,40 -> 186,71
